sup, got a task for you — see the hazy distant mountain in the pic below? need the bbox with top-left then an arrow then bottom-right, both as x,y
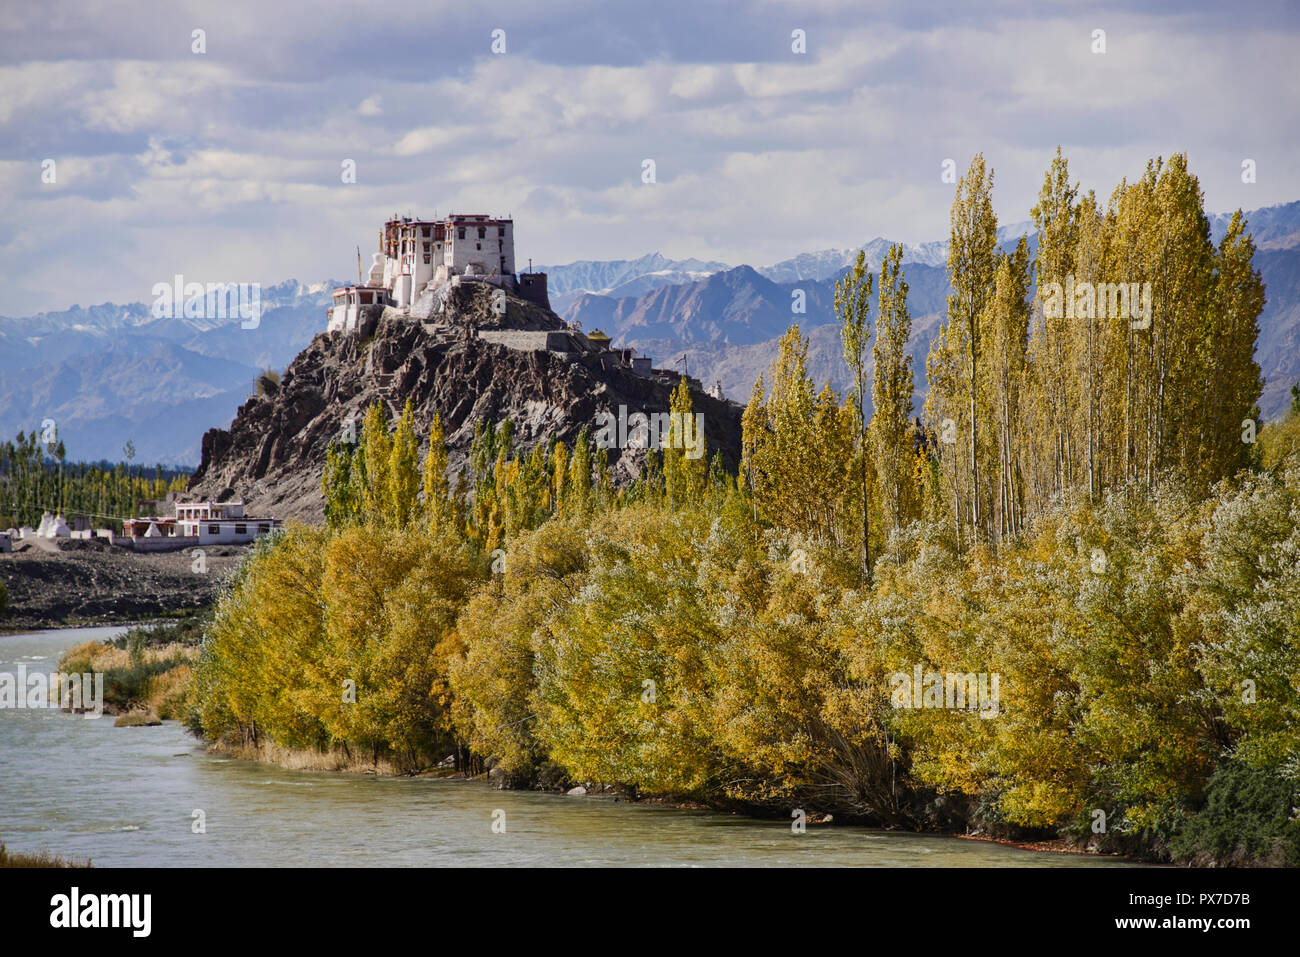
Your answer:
564,261 -> 952,407
1254,246 -> 1300,419
0,281 -> 337,465
1209,200 -> 1300,249
565,262 -> 951,345
754,222 -> 1036,285
572,265 -> 828,345
538,252 -> 734,318
756,239 -> 947,283
0,342 -> 260,467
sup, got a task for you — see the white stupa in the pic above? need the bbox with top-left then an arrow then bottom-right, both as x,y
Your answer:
39,511 -> 71,538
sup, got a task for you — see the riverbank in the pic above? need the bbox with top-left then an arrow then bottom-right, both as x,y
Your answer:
5,626 -> 1132,868
196,731 -> 1130,862
0,647 -> 1133,868
44,626 -> 1153,865
207,738 -> 413,776
0,539 -> 248,632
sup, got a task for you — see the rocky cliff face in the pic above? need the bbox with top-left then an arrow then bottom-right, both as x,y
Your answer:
187,283 -> 743,522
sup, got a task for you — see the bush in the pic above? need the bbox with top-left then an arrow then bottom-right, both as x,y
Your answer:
255,369 -> 281,396
108,618 -> 206,650
57,635 -> 197,715
1170,759 -> 1300,866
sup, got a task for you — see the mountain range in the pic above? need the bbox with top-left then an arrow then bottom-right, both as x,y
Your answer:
0,282 -> 336,466
3,202 -> 1298,468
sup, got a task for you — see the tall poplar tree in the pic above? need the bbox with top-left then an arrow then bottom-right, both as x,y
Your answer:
387,400 -> 420,528
422,413 -> 454,534
870,243 -> 915,543
1028,147 -> 1080,501
836,249 -> 874,577
944,154 -> 998,541
360,402 -> 392,525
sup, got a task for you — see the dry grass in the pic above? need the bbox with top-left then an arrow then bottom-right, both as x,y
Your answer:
114,710 -> 162,727
62,640 -> 197,673
145,663 -> 192,719
57,639 -> 199,717
59,640 -> 129,674
0,843 -> 92,868
210,739 -> 406,775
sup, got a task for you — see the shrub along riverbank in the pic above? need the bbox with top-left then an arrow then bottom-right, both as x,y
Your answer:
58,619 -> 201,722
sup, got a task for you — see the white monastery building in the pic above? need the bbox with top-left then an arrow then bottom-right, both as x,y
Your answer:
329,213 -> 549,333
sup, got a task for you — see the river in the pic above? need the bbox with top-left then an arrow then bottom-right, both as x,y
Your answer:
0,626 -> 1137,867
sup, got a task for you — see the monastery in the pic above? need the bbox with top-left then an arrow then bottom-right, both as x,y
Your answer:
328,213 -> 550,333
322,211 -> 700,390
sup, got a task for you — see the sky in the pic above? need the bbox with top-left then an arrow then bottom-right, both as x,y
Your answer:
2,0 -> 1298,316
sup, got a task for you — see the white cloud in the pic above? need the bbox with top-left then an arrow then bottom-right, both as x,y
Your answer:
392,126 -> 470,157
78,61 -> 237,134
0,2 -> 1296,315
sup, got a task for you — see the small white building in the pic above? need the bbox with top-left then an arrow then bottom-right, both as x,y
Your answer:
173,501 -> 280,545
328,283 -> 387,335
121,501 -> 281,548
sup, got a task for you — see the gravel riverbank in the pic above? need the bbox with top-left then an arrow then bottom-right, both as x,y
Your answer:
0,537 -> 248,631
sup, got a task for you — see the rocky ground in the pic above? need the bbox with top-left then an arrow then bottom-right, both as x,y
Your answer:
0,537 -> 249,632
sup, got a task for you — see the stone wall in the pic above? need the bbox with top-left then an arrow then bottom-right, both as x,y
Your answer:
478,330 -> 586,353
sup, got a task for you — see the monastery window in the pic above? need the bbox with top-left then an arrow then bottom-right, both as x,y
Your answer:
422,227 -> 430,237
498,227 -> 505,237
208,525 -> 219,535
235,524 -> 247,535
260,524 -> 270,534
476,242 -> 481,250
457,227 -> 465,240
424,255 -> 431,264
478,226 -> 486,239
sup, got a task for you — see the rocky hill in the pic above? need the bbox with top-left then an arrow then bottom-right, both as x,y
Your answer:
187,283 -> 744,523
